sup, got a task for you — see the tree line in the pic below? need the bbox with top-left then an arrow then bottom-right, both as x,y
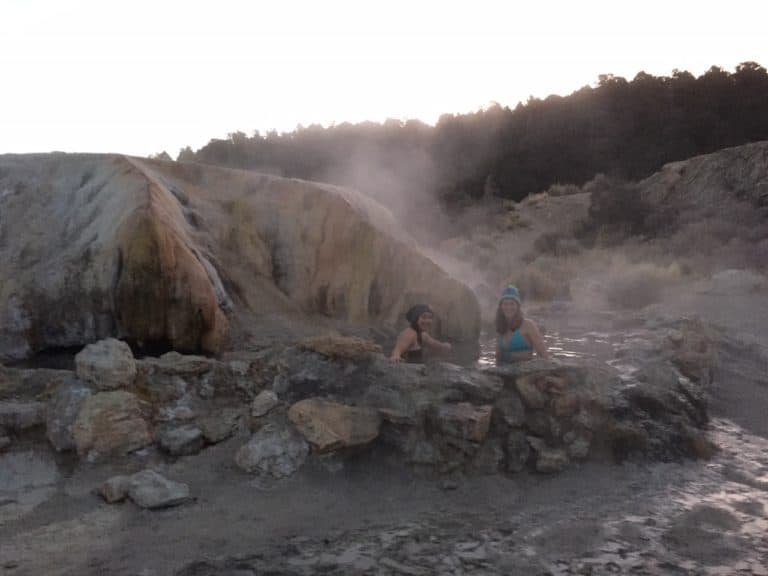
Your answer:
177,62 -> 768,204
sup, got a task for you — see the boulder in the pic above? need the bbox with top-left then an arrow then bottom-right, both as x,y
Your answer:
155,394 -> 198,423
157,425 -> 205,456
139,352 -> 217,377
505,430 -> 531,472
0,401 -> 46,431
135,352 -> 225,403
46,382 -> 92,451
251,390 -> 279,418
297,336 -> 382,362
430,403 -> 492,443
424,362 -> 503,403
564,432 -> 592,460
72,391 -> 152,461
75,338 -> 137,390
528,437 -> 570,473
197,408 -> 242,444
630,362 -> 708,425
127,469 -> 191,509
287,398 -> 381,453
514,375 -> 549,409
100,475 -> 131,503
136,374 -> 189,404
235,422 -> 309,478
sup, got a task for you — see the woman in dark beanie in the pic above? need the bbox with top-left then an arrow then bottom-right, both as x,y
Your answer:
496,285 -> 548,364
390,304 -> 452,363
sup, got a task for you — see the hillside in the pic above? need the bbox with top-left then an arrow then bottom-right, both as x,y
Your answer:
184,63 -> 768,208
436,140 -> 768,319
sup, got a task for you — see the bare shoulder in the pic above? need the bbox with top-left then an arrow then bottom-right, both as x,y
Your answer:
521,318 -> 543,336
522,318 -> 539,331
398,326 -> 418,342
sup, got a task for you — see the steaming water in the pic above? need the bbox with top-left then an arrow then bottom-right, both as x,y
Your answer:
477,319 -> 688,398
478,325 -> 645,375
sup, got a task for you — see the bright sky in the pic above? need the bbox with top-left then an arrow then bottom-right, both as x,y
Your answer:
1,0 -> 766,157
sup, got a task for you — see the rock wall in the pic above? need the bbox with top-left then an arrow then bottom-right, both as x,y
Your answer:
0,320 -> 718,471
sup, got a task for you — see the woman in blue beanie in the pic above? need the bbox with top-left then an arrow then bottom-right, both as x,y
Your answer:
390,304 -> 452,363
496,285 -> 548,364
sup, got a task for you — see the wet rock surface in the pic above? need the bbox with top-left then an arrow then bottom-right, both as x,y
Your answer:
164,419 -> 768,576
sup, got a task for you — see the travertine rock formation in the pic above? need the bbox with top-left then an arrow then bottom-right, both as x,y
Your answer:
0,154 -> 480,360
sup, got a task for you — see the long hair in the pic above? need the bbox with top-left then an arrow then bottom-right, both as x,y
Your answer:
411,319 -> 423,347
495,305 -> 523,335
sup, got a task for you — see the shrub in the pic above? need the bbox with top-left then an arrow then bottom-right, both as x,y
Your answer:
533,232 -> 583,257
584,175 -> 651,237
604,262 -> 682,309
512,257 -> 575,301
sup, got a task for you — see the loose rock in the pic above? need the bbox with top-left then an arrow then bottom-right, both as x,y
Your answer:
157,425 -> 205,456
235,423 -> 309,478
75,338 -> 137,390
100,475 -> 131,503
128,469 -> 191,509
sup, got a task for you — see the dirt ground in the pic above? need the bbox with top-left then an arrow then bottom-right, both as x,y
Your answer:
1,287 -> 767,576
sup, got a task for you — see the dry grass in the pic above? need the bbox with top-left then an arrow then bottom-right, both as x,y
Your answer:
604,261 -> 683,309
509,257 -> 578,302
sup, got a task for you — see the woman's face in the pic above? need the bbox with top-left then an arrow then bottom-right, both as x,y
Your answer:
500,299 -> 520,319
417,312 -> 434,331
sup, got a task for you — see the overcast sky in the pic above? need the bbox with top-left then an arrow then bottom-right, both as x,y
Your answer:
1,0 -> 766,157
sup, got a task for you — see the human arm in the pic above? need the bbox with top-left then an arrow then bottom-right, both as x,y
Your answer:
421,332 -> 452,353
390,328 -> 417,362
523,320 -> 549,359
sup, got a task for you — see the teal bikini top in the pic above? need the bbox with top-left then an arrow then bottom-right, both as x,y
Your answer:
498,329 -> 532,358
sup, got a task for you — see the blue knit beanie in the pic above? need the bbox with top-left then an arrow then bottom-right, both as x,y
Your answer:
498,285 -> 522,305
